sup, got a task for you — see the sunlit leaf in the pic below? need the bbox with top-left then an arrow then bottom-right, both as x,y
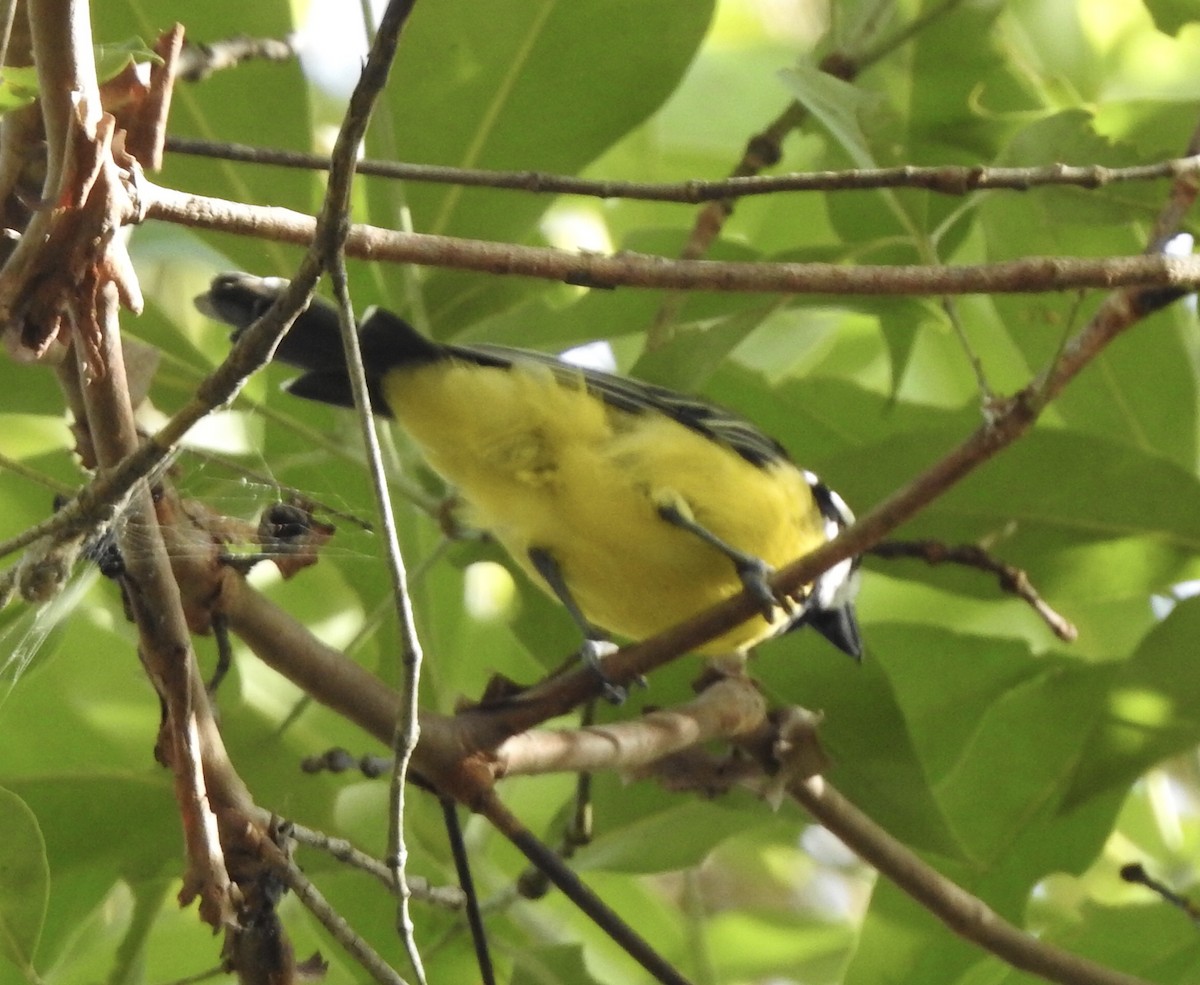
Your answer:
0,787 -> 48,977
0,66 -> 38,113
95,36 -> 162,82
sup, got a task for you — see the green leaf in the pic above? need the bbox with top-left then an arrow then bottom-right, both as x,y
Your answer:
367,0 -> 716,328
0,787 -> 49,977
762,631 -> 964,857
95,37 -> 162,82
0,67 -> 38,113
572,798 -> 764,875
780,62 -> 877,169
512,944 -> 604,985
876,298 -> 945,396
934,657 -> 1113,861
832,428 -> 1200,560
0,38 -> 161,115
977,112 -> 1197,465
1064,597 -> 1200,807
908,1 -> 1016,159
1143,0 -> 1200,35
708,911 -> 855,984
6,775 -> 175,882
990,899 -> 1200,984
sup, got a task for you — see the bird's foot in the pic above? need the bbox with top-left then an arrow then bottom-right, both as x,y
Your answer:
735,556 -> 793,623
579,637 -> 641,704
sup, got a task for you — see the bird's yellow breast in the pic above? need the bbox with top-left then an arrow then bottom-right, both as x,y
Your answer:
382,359 -> 826,653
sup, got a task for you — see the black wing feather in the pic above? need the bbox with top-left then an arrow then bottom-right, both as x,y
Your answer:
452,343 -> 789,468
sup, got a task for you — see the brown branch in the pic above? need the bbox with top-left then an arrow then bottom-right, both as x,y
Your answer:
493,673 -> 767,778
163,135 -> 1200,202
223,559 -> 1160,985
276,819 -> 465,908
19,0 -> 259,934
1,5 -> 145,361
141,182 -> 1200,296
870,539 -> 1078,642
253,830 -> 408,985
789,774 -> 1153,985
177,33 -> 298,83
72,295 -> 243,926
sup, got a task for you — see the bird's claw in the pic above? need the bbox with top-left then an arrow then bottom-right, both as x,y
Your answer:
579,637 -> 631,703
736,557 -> 792,623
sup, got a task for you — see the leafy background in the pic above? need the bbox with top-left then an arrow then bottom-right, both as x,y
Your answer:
4,0 -> 1200,983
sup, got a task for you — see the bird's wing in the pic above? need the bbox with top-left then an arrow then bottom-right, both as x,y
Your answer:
454,341 -> 790,469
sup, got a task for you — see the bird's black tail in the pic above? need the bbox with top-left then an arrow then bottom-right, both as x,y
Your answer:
807,603 -> 863,660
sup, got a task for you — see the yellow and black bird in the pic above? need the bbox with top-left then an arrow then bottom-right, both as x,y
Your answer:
197,273 -> 863,686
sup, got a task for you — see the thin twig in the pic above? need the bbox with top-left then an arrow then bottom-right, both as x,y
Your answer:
0,451 -> 74,495
268,846 -> 410,985
940,297 -> 995,407
163,135 -> 1200,202
332,213 -> 431,984
440,800 -> 495,985
481,791 -> 694,985
281,819 -> 464,908
1120,862 -> 1200,923
177,34 -> 298,83
870,539 -> 1078,642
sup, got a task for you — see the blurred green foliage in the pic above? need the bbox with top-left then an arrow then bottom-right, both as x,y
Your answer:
4,1 -> 1200,983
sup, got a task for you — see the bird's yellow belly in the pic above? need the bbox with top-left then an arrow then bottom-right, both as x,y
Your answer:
383,361 -> 826,654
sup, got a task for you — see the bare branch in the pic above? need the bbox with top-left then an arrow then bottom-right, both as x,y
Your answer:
1120,862 -> 1200,922
141,181 -> 1200,296
870,539 -> 1079,642
163,136 -> 1200,202
177,33 -> 298,83
279,819 -> 465,908
258,833 -> 410,985
124,25 -> 184,171
789,774 -> 1153,985
493,674 -> 766,778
